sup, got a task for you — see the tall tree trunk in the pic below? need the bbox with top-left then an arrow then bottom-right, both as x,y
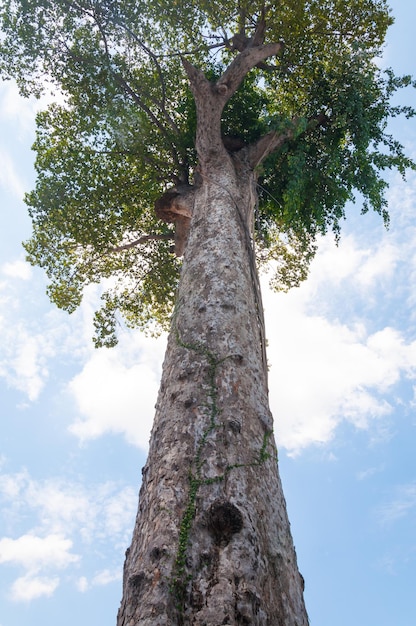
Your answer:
117,156 -> 309,625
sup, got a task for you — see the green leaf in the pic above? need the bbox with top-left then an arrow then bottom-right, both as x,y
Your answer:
0,0 -> 413,343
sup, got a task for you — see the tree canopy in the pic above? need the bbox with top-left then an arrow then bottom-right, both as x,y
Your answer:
0,0 -> 414,345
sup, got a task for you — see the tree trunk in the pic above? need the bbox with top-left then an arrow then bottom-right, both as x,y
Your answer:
117,155 -> 309,625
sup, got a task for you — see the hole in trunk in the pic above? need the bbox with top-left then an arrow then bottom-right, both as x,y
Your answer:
207,500 -> 243,545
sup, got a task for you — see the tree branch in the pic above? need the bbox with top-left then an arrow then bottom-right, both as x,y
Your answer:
181,56 -> 210,92
216,41 -> 284,104
62,10 -> 184,174
182,41 -> 283,164
109,233 -> 174,253
111,70 -> 183,172
246,112 -> 329,169
246,128 -> 294,169
111,17 -> 181,136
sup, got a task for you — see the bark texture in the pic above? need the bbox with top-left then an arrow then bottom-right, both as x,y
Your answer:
117,154 -> 308,625
118,39 -> 308,626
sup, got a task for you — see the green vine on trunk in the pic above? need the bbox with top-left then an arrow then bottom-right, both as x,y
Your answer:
169,320 -> 275,618
169,327 -> 219,614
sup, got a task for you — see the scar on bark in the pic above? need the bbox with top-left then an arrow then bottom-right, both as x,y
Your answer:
155,185 -> 195,257
207,500 -> 244,545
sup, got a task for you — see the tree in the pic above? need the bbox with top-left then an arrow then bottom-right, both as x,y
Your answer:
0,1 -> 414,623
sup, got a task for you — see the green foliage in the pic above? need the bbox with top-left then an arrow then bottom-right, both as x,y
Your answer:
259,52 -> 416,242
0,0 -> 414,344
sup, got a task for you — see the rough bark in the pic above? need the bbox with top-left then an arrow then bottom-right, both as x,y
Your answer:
154,185 -> 195,256
117,39 -> 308,626
117,150 -> 309,625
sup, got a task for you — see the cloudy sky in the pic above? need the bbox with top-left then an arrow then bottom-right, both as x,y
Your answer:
1,2 -> 416,625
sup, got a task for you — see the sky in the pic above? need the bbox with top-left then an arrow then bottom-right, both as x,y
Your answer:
0,2 -> 416,625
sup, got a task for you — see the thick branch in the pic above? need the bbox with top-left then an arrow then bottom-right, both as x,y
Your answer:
246,128 -> 294,169
181,57 -> 225,159
217,41 -> 283,104
181,57 -> 210,94
182,41 -> 283,164
246,112 -> 329,169
182,37 -> 283,107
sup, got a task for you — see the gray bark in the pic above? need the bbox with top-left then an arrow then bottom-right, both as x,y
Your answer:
117,153 -> 308,625
117,39 -> 308,626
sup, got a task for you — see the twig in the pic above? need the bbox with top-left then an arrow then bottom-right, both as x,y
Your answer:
109,233 -> 174,252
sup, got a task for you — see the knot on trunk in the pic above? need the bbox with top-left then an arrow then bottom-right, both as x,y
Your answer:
207,500 -> 243,545
128,571 -> 146,595
154,184 -> 195,256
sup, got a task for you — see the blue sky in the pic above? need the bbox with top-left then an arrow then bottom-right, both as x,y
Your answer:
1,2 -> 416,625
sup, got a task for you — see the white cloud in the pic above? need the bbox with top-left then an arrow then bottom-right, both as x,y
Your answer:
0,149 -> 27,199
5,327 -> 49,400
68,332 -> 166,450
356,242 -> 399,287
264,226 -> 416,454
74,483 -> 137,546
0,310 -> 74,401
91,568 -> 121,586
11,573 -> 60,602
101,486 -> 137,539
0,534 -> 80,601
0,81 -> 38,138
356,465 -> 384,481
24,481 -> 93,537
266,293 -> 413,453
0,469 -> 29,500
2,260 -> 32,281
76,576 -> 89,593
0,80 -> 64,139
0,534 -> 79,571
295,231 -> 399,300
0,468 -> 137,601
0,471 -> 136,546
0,264 -> 90,401
306,234 -> 370,286
0,268 -> 162,408
74,568 -> 121,594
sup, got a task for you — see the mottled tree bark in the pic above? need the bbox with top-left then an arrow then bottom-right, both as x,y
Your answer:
117,154 -> 308,625
117,39 -> 308,626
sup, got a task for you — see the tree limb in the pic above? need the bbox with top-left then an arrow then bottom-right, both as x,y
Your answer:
110,17 -> 181,136
111,70 -> 183,172
246,128 -> 294,169
216,41 -> 284,104
182,42 -> 284,163
109,233 -> 174,253
246,112 -> 329,169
